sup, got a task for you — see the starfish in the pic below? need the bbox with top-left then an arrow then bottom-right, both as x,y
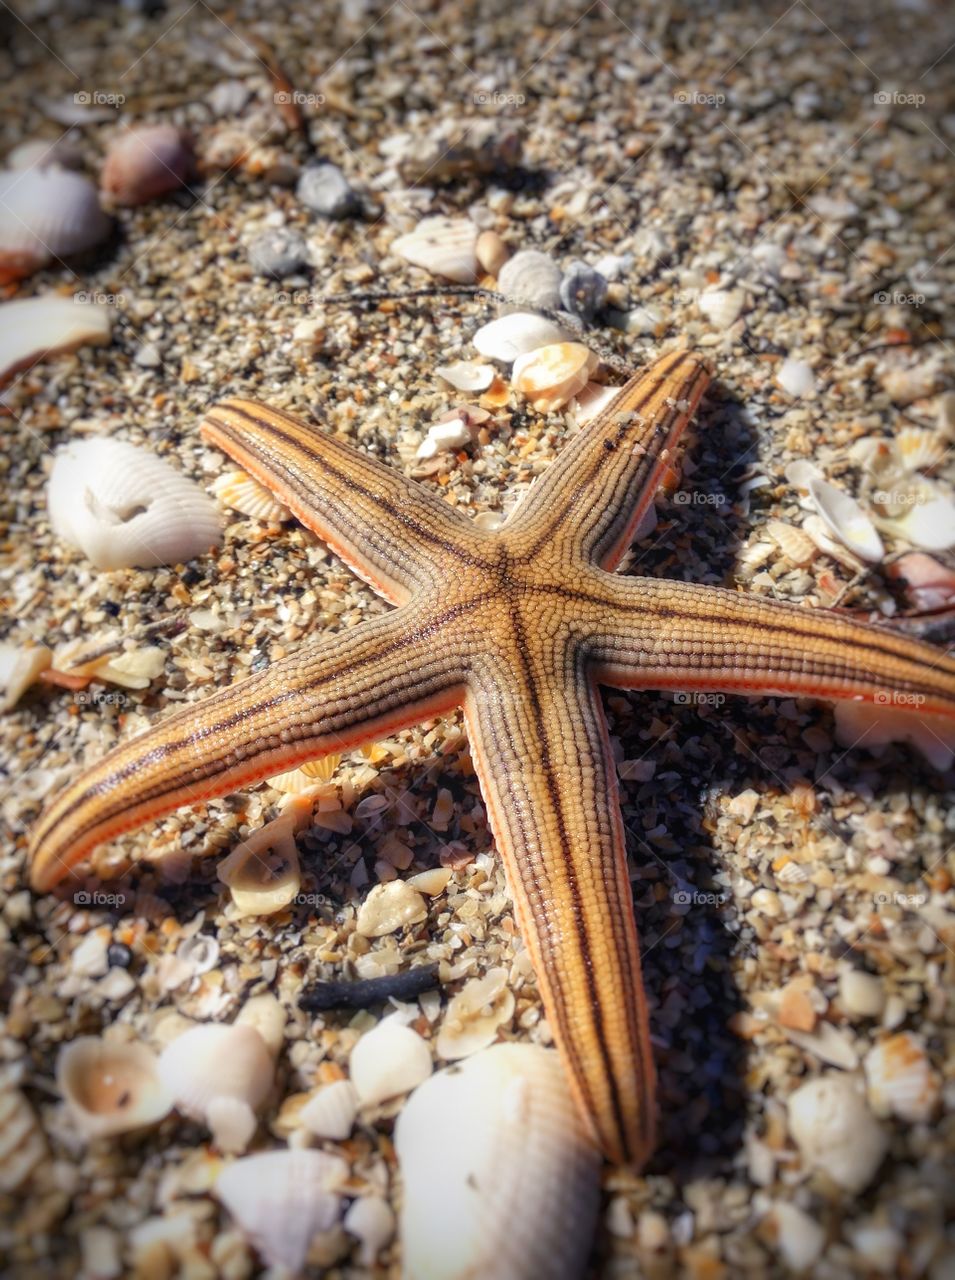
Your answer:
29,348 -> 955,1165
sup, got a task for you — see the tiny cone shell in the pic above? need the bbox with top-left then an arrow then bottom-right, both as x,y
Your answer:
512,342 -> 599,413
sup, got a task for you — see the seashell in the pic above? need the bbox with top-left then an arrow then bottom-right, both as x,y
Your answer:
0,642 -> 52,712
218,807 -> 302,917
0,295 -> 112,386
837,966 -> 885,1020
215,1149 -> 347,1272
765,520 -> 816,567
776,357 -> 816,398
876,479 -> 955,553
212,468 -> 291,523
0,167 -> 111,282
267,754 -> 341,795
558,260 -> 608,324
787,1074 -> 887,1192
434,361 -> 495,393
48,439 -> 222,571
344,1195 -> 395,1266
391,216 -> 479,284
801,514 -> 865,572
349,1018 -> 432,1105
54,636 -> 165,689
833,698 -> 955,770
848,435 -> 902,481
356,879 -> 427,937
235,993 -> 286,1058
299,1079 -> 359,1140
784,459 -> 824,493
475,229 -> 509,276
436,967 -> 515,1059
896,426 -> 946,473
158,1022 -> 274,1151
416,413 -> 472,460
765,1202 -> 825,1272
573,381 -> 621,426
392,119 -> 522,185
698,286 -> 744,330
512,342 -> 599,413
57,1037 -> 172,1138
805,475 -> 884,563
498,249 -> 563,312
100,125 -> 195,206
0,1087 -> 48,1191
473,313 -> 568,364
881,363 -> 940,403
864,1032 -> 940,1122
886,552 -> 955,611
395,1044 -> 601,1280
7,136 -> 85,171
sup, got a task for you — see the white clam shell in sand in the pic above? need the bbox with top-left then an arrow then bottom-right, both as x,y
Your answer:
0,296 -> 112,386
472,312 -> 568,363
391,216 -> 479,284
0,167 -> 111,282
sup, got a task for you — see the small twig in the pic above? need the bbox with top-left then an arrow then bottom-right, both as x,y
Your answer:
299,962 -> 441,1011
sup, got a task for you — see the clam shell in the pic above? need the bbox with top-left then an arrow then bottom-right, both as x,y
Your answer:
100,125 -> 195,206
802,514 -> 865,572
786,1074 -> 887,1193
0,642 -> 52,712
512,342 -> 599,413
349,1018 -> 432,1105
215,1149 -> 347,1272
833,700 -> 955,770
218,809 -> 302,917
0,296 -> 112,386
698,286 -> 744,330
212,468 -> 291,523
57,1037 -> 172,1138
7,137 -> 85,171
436,967 -> 515,1060
158,1022 -> 274,1148
48,438 -> 222,571
864,1032 -> 940,1122
473,313 -> 568,364
299,1079 -> 359,1140
434,361 -> 494,393
0,1087 -> 48,1191
498,249 -> 563,312
392,216 -> 479,284
395,1044 -> 601,1280
806,476 -> 884,563
896,426 -> 946,473
475,229 -> 509,276
0,167 -> 111,282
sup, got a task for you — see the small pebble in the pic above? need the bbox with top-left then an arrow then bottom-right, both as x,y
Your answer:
356,880 -> 428,937
248,228 -> 308,278
475,229 -> 509,276
558,260 -> 608,324
107,942 -> 133,969
296,164 -> 357,219
838,967 -> 885,1019
777,357 -> 816,398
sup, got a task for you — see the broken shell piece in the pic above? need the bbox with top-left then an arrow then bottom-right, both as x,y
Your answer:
512,342 -> 599,413
787,1074 -> 887,1193
765,520 -> 817,567
776,357 -> 816,398
0,643 -> 52,712
802,514 -> 865,572
48,439 -> 222,571
806,476 -> 884,563
573,381 -> 621,426
349,1018 -> 432,1105
299,1079 -> 359,1140
212,469 -> 291,523
218,808 -> 302,917
158,1022 -> 274,1152
698,286 -> 744,330
215,1149 -> 347,1273
57,1037 -> 172,1139
395,1044 -> 601,1280
345,1196 -> 395,1267
436,968 -> 515,1060
837,967 -> 885,1020
356,880 -> 427,937
833,700 -> 955,770
886,553 -> 955,612
0,167 -> 111,283
864,1032 -> 940,1122
391,216 -> 479,284
0,1088 -> 48,1191
100,125 -> 195,206
472,313 -> 568,364
416,414 -> 472,460
0,296 -> 112,386
498,249 -> 563,312
875,480 -> 955,552
765,1202 -> 825,1272
435,361 -> 494,393
54,637 -> 165,690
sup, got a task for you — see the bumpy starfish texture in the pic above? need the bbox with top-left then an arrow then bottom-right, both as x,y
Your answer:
30,349 -> 955,1165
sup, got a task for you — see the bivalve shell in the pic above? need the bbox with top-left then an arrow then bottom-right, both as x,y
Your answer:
356,879 -> 427,937
158,1022 -> 274,1151
512,342 -> 599,413
0,167 -> 111,282
299,1079 -> 359,1140
57,1037 -> 172,1138
100,125 -> 195,206
864,1032 -> 940,1122
344,1195 -> 395,1267
349,1018 -> 432,1105
498,249 -> 563,312
896,426 -> 946,473
436,967 -> 515,1059
218,808 -> 302,918
698,286 -> 744,330
806,476 -> 884,563
786,1074 -> 888,1192
7,137 -> 85,171
473,312 -> 568,363
1,296 -> 112,386
765,520 -> 817,567
212,468 -> 291,523
392,216 -> 479,284
395,1044 -> 601,1280
434,361 -> 494,393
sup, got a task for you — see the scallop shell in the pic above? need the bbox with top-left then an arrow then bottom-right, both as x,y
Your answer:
498,249 -> 563,312
0,296 -> 112,386
472,313 -> 568,364
786,1074 -> 887,1193
512,342 -> 599,413
391,216 -> 479,284
299,1079 -> 359,1140
57,1037 -> 172,1139
806,476 -> 884,563
344,1196 -> 395,1267
217,808 -> 302,917
864,1032 -> 940,1122
896,426 -> 946,473
0,167 -> 111,282
158,1022 -> 274,1151
268,754 -> 341,795
395,1043 -> 601,1280
214,1149 -> 347,1273
436,968 -> 515,1060
349,1018 -> 432,1105
0,1087 -> 48,1191
765,520 -> 817,567
212,468 -> 291,523
434,361 -> 495,393
48,439 -> 222,571
100,125 -> 195,206
0,642 -> 52,712
698,286 -> 744,330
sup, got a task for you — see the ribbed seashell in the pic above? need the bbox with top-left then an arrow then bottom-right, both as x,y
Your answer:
805,476 -> 884,563
344,1196 -> 395,1267
498,249 -> 563,312
349,1018 -> 432,1105
218,808 -> 302,917
765,520 -> 816,567
801,514 -> 864,572
886,552 -> 955,611
100,125 -> 195,206
0,296 -> 112,386
267,753 -> 341,795
212,468 -> 291,523
874,478 -> 955,552
48,438 -> 222,571
0,167 -> 111,282
896,426 -> 946,473
698,286 -> 744,330
391,216 -> 479,284
787,1074 -> 887,1193
473,313 -> 568,364
7,137 -> 85,171
864,1032 -> 940,1122
434,361 -> 494,393
299,1079 -> 359,1140
0,642 -> 52,713
436,968 -> 515,1060
512,342 -> 599,413
57,1037 -> 173,1139
0,1088 -> 48,1191
158,1022 -> 274,1152
215,1149 -> 348,1273
396,1044 -> 601,1280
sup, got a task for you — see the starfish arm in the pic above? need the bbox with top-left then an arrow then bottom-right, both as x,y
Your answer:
29,605 -> 469,890
201,398 -> 484,605
464,646 -> 656,1166
504,350 -> 709,571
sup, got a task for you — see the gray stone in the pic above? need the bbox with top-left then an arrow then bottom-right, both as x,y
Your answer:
248,228 -> 309,278
559,260 -> 609,324
297,164 -> 357,219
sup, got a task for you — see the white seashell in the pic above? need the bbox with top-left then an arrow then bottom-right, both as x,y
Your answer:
356,879 -> 427,937
698,286 -> 744,330
573,381 -> 621,425
434,361 -> 494,392
395,1043 -> 601,1280
215,1149 -> 347,1272
158,1022 -> 273,1151
475,229 -> 509,276
849,435 -> 904,483
7,137 -> 85,171
881,363 -> 940,403
787,1074 -> 888,1192
436,968 -> 514,1060
235,993 -> 286,1058
877,480 -> 955,552
0,296 -> 112,386
806,476 -> 884,563
776,357 -> 816,398
801,514 -> 865,572
497,249 -> 563,312
205,1095 -> 257,1154
864,1032 -> 940,1122
54,637 -> 165,690
212,468 -> 291,523
0,167 -> 111,282
837,967 -> 885,1020
100,125 -> 195,206
784,1020 -> 858,1070
48,439 -> 222,571
833,699 -> 955,770
765,520 -> 816,567
299,1079 -> 359,1140
344,1195 -> 395,1266
218,809 -> 302,918
784,459 -> 824,492
896,426 -> 946,473
349,1018 -> 432,1105
407,867 -> 453,896
765,1202 -> 825,1271
472,313 -> 568,363
0,642 -> 52,712
57,1037 -> 172,1138
0,1087 -> 48,1191
392,216 -> 479,284
512,342 -> 599,413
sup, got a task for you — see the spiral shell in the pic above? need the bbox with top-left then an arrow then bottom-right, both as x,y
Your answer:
100,125 -> 195,206
0,167 -> 111,282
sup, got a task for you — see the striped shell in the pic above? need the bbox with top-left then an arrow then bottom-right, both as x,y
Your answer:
212,468 -> 291,523
0,167 -> 111,282
392,216 -> 479,284
100,125 -> 195,206
0,1087 -> 48,1192
896,426 -> 946,473
765,520 -> 817,567
498,249 -> 563,312
299,1079 -> 359,1140
48,438 -> 222,570
395,1044 -> 601,1280
0,295 -> 112,386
